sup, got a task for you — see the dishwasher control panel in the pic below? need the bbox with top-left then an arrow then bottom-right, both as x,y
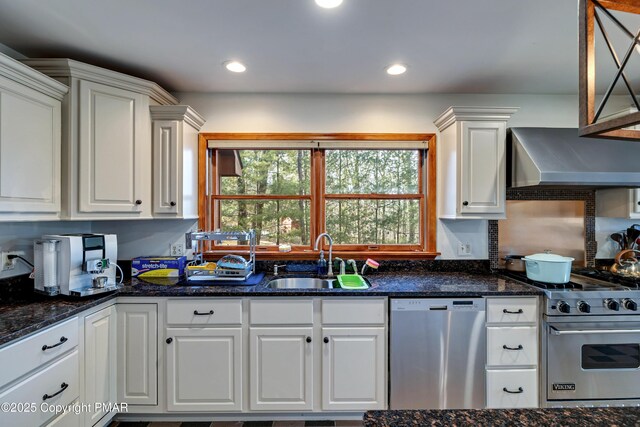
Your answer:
392,298 -> 485,311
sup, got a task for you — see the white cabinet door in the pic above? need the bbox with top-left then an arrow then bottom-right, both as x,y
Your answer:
116,304 -> 157,406
84,306 -> 116,426
460,121 -> 506,215
78,80 -> 149,215
152,120 -> 180,215
0,78 -> 61,217
166,327 -> 242,412
249,327 -> 313,411
321,327 -> 386,411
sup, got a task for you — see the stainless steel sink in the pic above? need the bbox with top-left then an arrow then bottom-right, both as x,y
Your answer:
266,277 -> 335,289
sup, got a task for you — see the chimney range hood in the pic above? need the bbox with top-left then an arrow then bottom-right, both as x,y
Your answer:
508,127 -> 640,188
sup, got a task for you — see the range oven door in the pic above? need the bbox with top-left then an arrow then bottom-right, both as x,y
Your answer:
546,321 -> 640,401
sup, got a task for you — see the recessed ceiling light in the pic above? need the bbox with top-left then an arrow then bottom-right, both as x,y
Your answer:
224,61 -> 246,73
315,0 -> 343,9
386,64 -> 407,76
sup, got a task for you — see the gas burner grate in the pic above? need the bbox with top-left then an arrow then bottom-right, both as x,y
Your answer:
573,269 -> 640,289
502,272 -> 584,290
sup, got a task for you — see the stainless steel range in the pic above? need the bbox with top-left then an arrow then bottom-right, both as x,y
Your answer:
512,270 -> 640,408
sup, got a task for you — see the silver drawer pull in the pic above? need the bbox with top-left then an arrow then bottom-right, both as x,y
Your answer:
43,382 -> 68,401
503,344 -> 523,351
42,336 -> 68,351
503,387 -> 523,394
503,309 -> 523,314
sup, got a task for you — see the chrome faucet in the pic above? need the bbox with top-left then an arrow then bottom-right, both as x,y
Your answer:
334,257 -> 346,275
314,233 -> 334,277
273,264 -> 286,276
347,259 -> 357,275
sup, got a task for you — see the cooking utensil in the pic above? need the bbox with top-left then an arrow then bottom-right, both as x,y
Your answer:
627,228 -> 640,250
504,255 -> 526,272
610,233 -> 625,251
524,251 -> 574,284
610,249 -> 640,278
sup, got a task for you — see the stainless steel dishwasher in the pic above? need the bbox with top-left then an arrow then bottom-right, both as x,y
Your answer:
390,298 -> 486,409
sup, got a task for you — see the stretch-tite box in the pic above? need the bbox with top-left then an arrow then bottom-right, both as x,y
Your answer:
131,256 -> 187,278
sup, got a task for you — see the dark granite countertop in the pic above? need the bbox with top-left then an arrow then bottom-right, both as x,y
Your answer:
0,292 -> 117,347
119,271 -> 541,297
0,271 -> 539,347
364,408 -> 640,427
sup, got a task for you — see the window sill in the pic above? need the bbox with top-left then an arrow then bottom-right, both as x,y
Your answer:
203,251 -> 441,261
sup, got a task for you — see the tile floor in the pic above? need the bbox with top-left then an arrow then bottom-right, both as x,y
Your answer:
109,420 -> 363,427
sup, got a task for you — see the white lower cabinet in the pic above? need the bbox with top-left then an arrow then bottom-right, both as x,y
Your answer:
166,327 -> 242,411
84,306 -> 117,426
321,327 -> 385,411
116,303 -> 158,406
486,369 -> 538,408
249,327 -> 314,411
485,296 -> 539,409
0,350 -> 79,427
45,399 -> 81,427
486,326 -> 538,367
248,298 -> 387,413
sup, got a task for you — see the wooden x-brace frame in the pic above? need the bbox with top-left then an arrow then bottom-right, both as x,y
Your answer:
579,0 -> 640,140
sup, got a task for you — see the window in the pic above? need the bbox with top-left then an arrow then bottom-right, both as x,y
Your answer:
199,134 -> 437,259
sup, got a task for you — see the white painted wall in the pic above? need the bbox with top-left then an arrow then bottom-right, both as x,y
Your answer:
0,220 -> 197,280
596,218 -> 640,259
0,221 -> 91,279
179,92 -> 630,259
91,219 -> 198,260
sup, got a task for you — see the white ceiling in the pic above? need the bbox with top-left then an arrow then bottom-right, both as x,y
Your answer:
0,0 -> 638,94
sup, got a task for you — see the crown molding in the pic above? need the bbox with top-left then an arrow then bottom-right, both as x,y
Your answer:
0,53 -> 68,100
434,106 -> 519,131
150,105 -> 206,130
21,58 -> 178,105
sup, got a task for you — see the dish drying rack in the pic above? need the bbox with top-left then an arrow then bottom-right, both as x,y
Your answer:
186,229 -> 256,282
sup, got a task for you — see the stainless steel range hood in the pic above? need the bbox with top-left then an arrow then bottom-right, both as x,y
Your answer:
508,127 -> 640,187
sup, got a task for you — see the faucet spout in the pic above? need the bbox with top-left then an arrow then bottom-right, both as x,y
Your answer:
314,233 -> 334,277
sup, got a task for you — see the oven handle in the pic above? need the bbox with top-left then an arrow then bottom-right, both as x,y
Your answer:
549,325 -> 640,335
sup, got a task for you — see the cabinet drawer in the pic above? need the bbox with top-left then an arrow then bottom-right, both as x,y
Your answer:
487,298 -> 537,324
486,368 -> 538,408
0,317 -> 78,387
250,299 -> 313,325
45,399 -> 80,427
322,299 -> 386,325
0,350 -> 79,426
167,299 -> 242,325
487,327 -> 538,367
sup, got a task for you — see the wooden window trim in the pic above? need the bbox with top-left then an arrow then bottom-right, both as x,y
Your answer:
198,133 -> 439,260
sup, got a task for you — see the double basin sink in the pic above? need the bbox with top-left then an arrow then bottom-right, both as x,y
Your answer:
266,277 -> 336,289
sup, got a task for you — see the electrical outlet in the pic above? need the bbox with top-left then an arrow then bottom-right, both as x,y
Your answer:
1,250 -> 26,271
171,243 -> 185,256
457,242 -> 472,256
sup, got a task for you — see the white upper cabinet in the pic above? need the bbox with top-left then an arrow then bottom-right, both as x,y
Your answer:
78,80 -> 149,215
22,58 -> 177,220
0,53 -> 67,220
150,106 -> 205,218
434,106 -> 518,219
